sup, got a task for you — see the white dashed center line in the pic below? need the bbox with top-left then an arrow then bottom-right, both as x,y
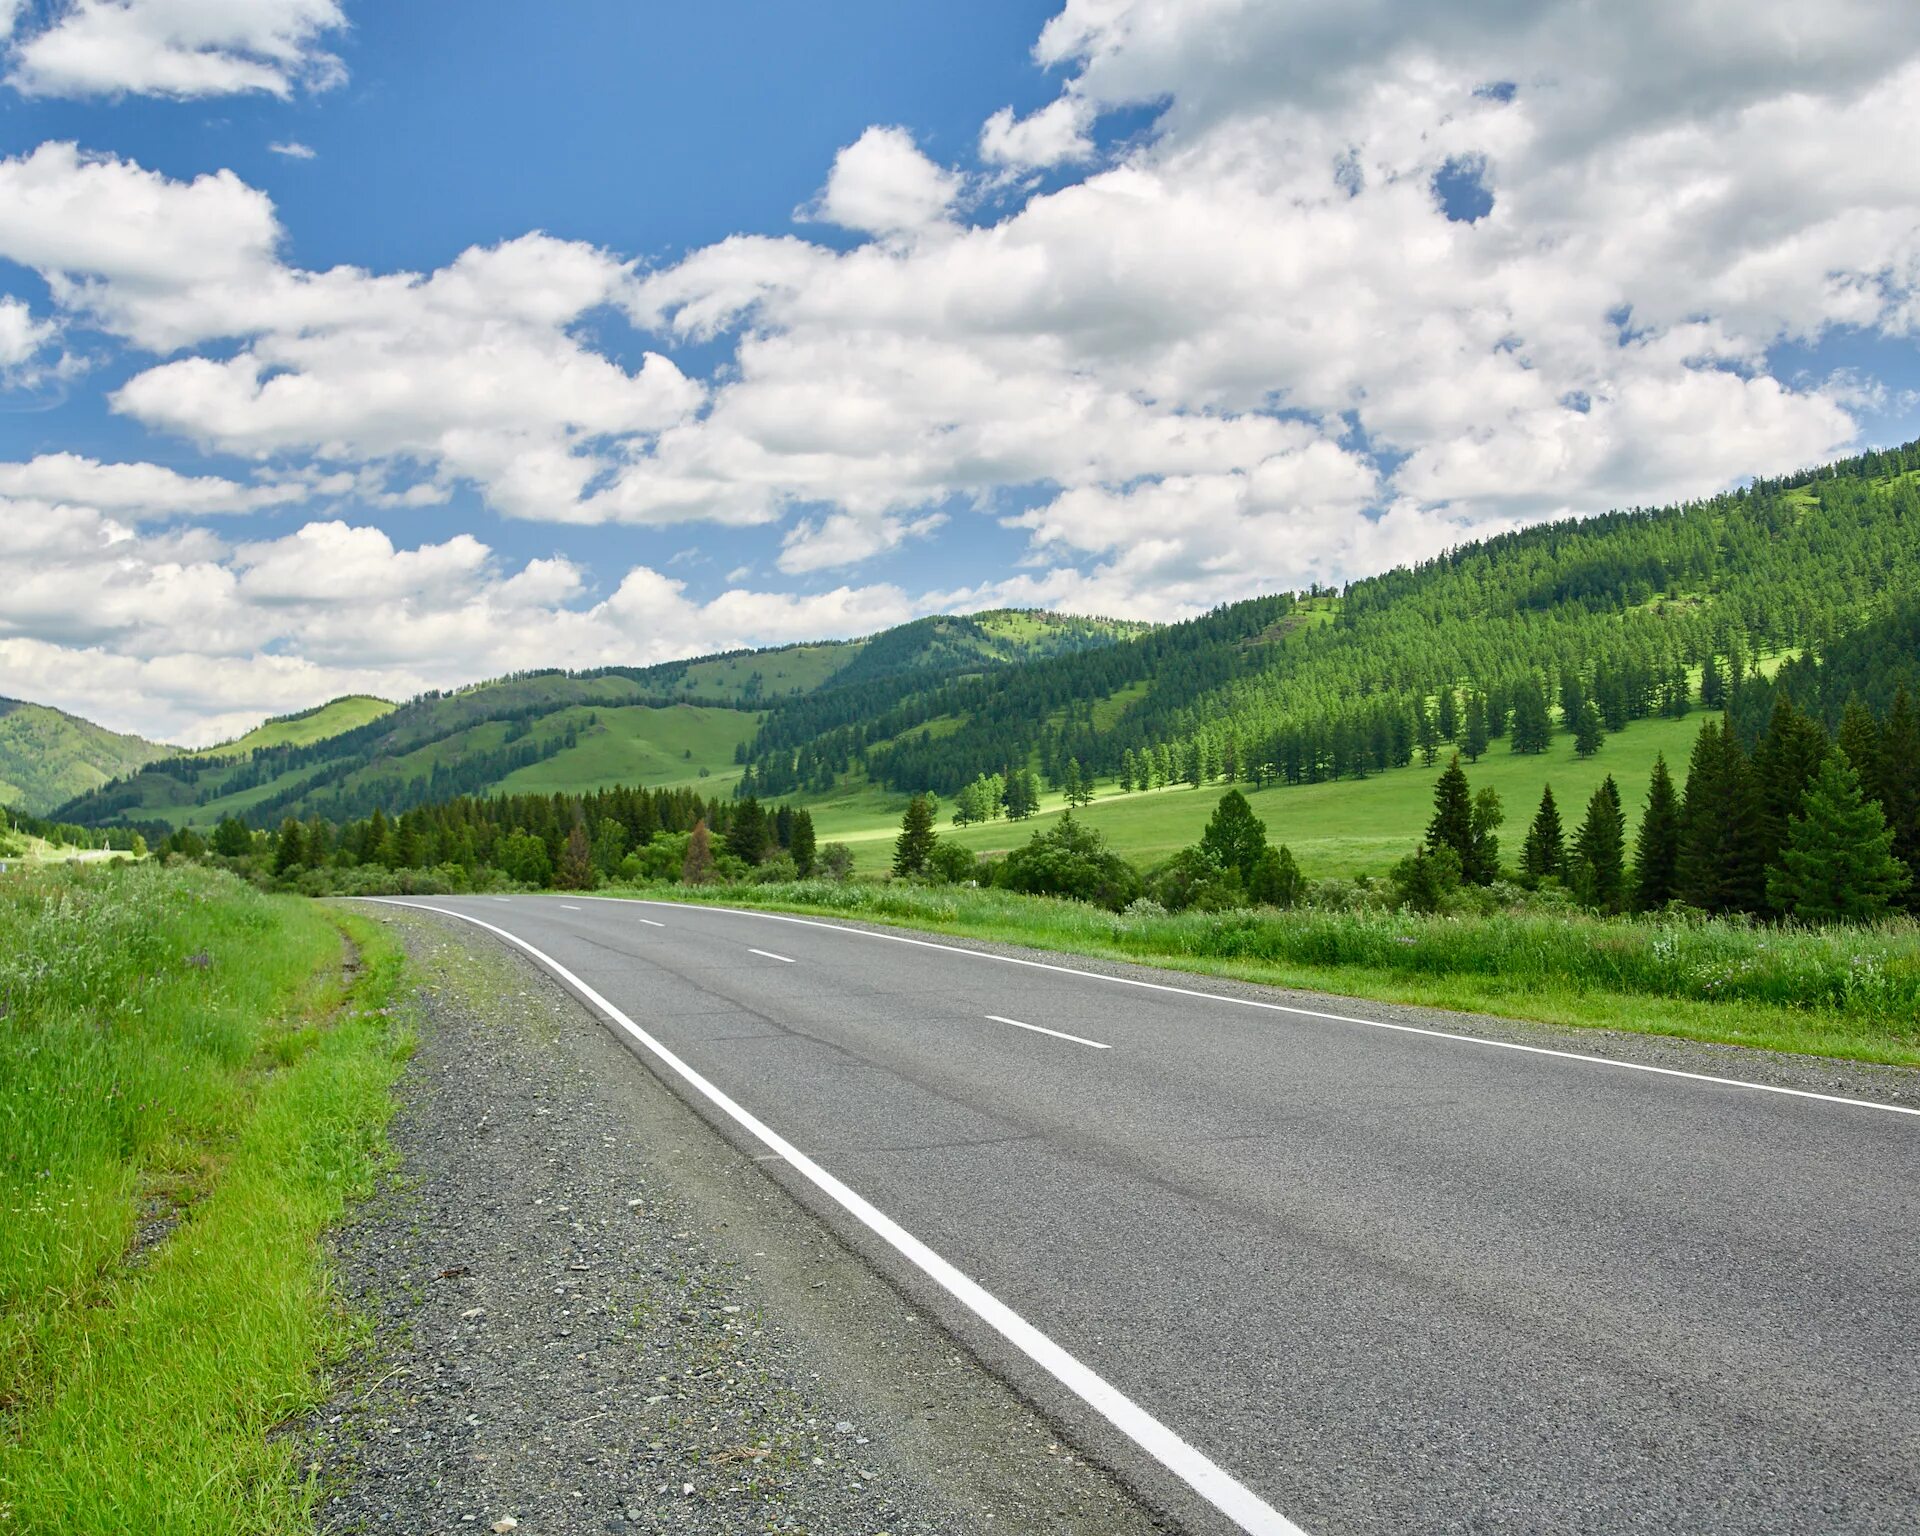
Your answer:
749,948 -> 796,964
986,1014 -> 1110,1050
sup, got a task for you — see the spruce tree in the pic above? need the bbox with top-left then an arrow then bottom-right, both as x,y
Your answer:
1425,755 -> 1475,872
1436,687 -> 1458,742
1752,693 -> 1828,901
1510,679 -> 1552,754
1677,717 -> 1765,913
1835,700 -> 1883,787
789,810 -> 817,877
893,793 -> 938,876
1569,775 -> 1627,912
1632,754 -> 1681,911
1199,789 -> 1269,882
1573,698 -> 1605,758
1463,693 -> 1490,762
726,796 -> 769,864
1875,686 -> 1920,905
1519,784 -> 1565,885
1767,751 -> 1909,923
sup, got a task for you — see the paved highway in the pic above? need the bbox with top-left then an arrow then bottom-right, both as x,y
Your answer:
376,894 -> 1920,1535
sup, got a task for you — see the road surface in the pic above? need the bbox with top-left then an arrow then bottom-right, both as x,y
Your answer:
374,894 -> 1920,1535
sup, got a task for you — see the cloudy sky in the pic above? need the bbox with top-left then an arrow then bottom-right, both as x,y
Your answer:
2,0 -> 1918,744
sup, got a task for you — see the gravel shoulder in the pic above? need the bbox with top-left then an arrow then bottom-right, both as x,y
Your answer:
304,907 -> 1169,1536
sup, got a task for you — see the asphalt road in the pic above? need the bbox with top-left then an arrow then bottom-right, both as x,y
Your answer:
379,894 -> 1920,1536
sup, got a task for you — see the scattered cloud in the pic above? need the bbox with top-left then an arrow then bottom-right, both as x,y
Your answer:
7,0 -> 348,100
809,126 -> 960,236
5,0 -> 1920,734
269,140 -> 317,160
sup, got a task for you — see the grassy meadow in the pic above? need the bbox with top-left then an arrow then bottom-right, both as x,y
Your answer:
810,711 -> 1709,876
0,864 -> 409,1534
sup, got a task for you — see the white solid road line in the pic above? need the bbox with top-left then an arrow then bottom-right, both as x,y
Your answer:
749,948 -> 796,964
365,898 -> 1307,1536
988,1013 -> 1110,1050
563,896 -> 1920,1121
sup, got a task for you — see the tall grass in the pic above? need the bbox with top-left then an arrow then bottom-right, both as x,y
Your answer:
0,863 -> 408,1534
624,879 -> 1920,1065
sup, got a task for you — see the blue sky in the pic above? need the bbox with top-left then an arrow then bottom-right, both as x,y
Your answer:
2,0 -> 1918,742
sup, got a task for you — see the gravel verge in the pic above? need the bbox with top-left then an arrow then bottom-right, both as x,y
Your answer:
302,908 -> 1168,1536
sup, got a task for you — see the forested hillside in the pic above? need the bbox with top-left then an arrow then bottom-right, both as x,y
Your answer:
736,442 -> 1920,800
52,610 -> 1140,831
0,699 -> 174,816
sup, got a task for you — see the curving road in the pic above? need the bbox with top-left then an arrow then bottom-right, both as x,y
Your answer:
373,894 -> 1920,1536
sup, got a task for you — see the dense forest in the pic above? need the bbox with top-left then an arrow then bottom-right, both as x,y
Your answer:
736,441 -> 1920,801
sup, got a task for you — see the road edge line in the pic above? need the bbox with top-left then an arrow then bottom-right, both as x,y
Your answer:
364,897 -> 1310,1536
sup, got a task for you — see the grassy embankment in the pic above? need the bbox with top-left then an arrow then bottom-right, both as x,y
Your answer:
0,864 -> 409,1533
611,879 -> 1920,1068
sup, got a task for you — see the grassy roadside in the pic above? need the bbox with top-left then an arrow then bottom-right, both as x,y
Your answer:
601,881 -> 1920,1068
0,863 -> 411,1534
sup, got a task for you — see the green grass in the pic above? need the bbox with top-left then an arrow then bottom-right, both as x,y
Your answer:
811,712 -> 1713,875
0,864 -> 410,1533
614,880 -> 1920,1067
191,695 -> 395,759
670,643 -> 858,701
497,703 -> 761,795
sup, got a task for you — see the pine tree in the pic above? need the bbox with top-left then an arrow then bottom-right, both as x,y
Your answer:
893,794 -> 938,876
1632,754 -> 1681,911
1510,679 -> 1552,754
1836,700 -> 1883,787
1875,686 -> 1920,906
1767,751 -> 1909,923
1436,687 -> 1458,742
1519,784 -> 1565,885
726,797 -> 769,864
1752,693 -> 1828,902
1415,704 -> 1439,768
273,817 -> 307,875
789,810 -> 817,877
1199,789 -> 1269,882
1573,698 -> 1605,757
1677,717 -> 1765,913
1569,775 -> 1627,912
1463,693 -> 1489,762
1060,758 -> 1085,807
1425,756 -> 1478,876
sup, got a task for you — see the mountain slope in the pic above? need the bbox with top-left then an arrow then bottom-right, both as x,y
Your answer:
55,610 -> 1143,830
0,700 -> 175,816
190,696 -> 396,758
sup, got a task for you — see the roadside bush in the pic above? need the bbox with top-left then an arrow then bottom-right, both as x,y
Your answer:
927,839 -> 982,884
993,813 -> 1143,911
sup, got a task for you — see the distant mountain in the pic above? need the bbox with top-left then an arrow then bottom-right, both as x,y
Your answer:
54,609 -> 1147,830
0,699 -> 176,817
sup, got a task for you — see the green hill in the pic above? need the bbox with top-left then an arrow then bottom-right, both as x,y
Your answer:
54,609 -> 1143,832
0,700 -> 175,817
190,696 -> 396,758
